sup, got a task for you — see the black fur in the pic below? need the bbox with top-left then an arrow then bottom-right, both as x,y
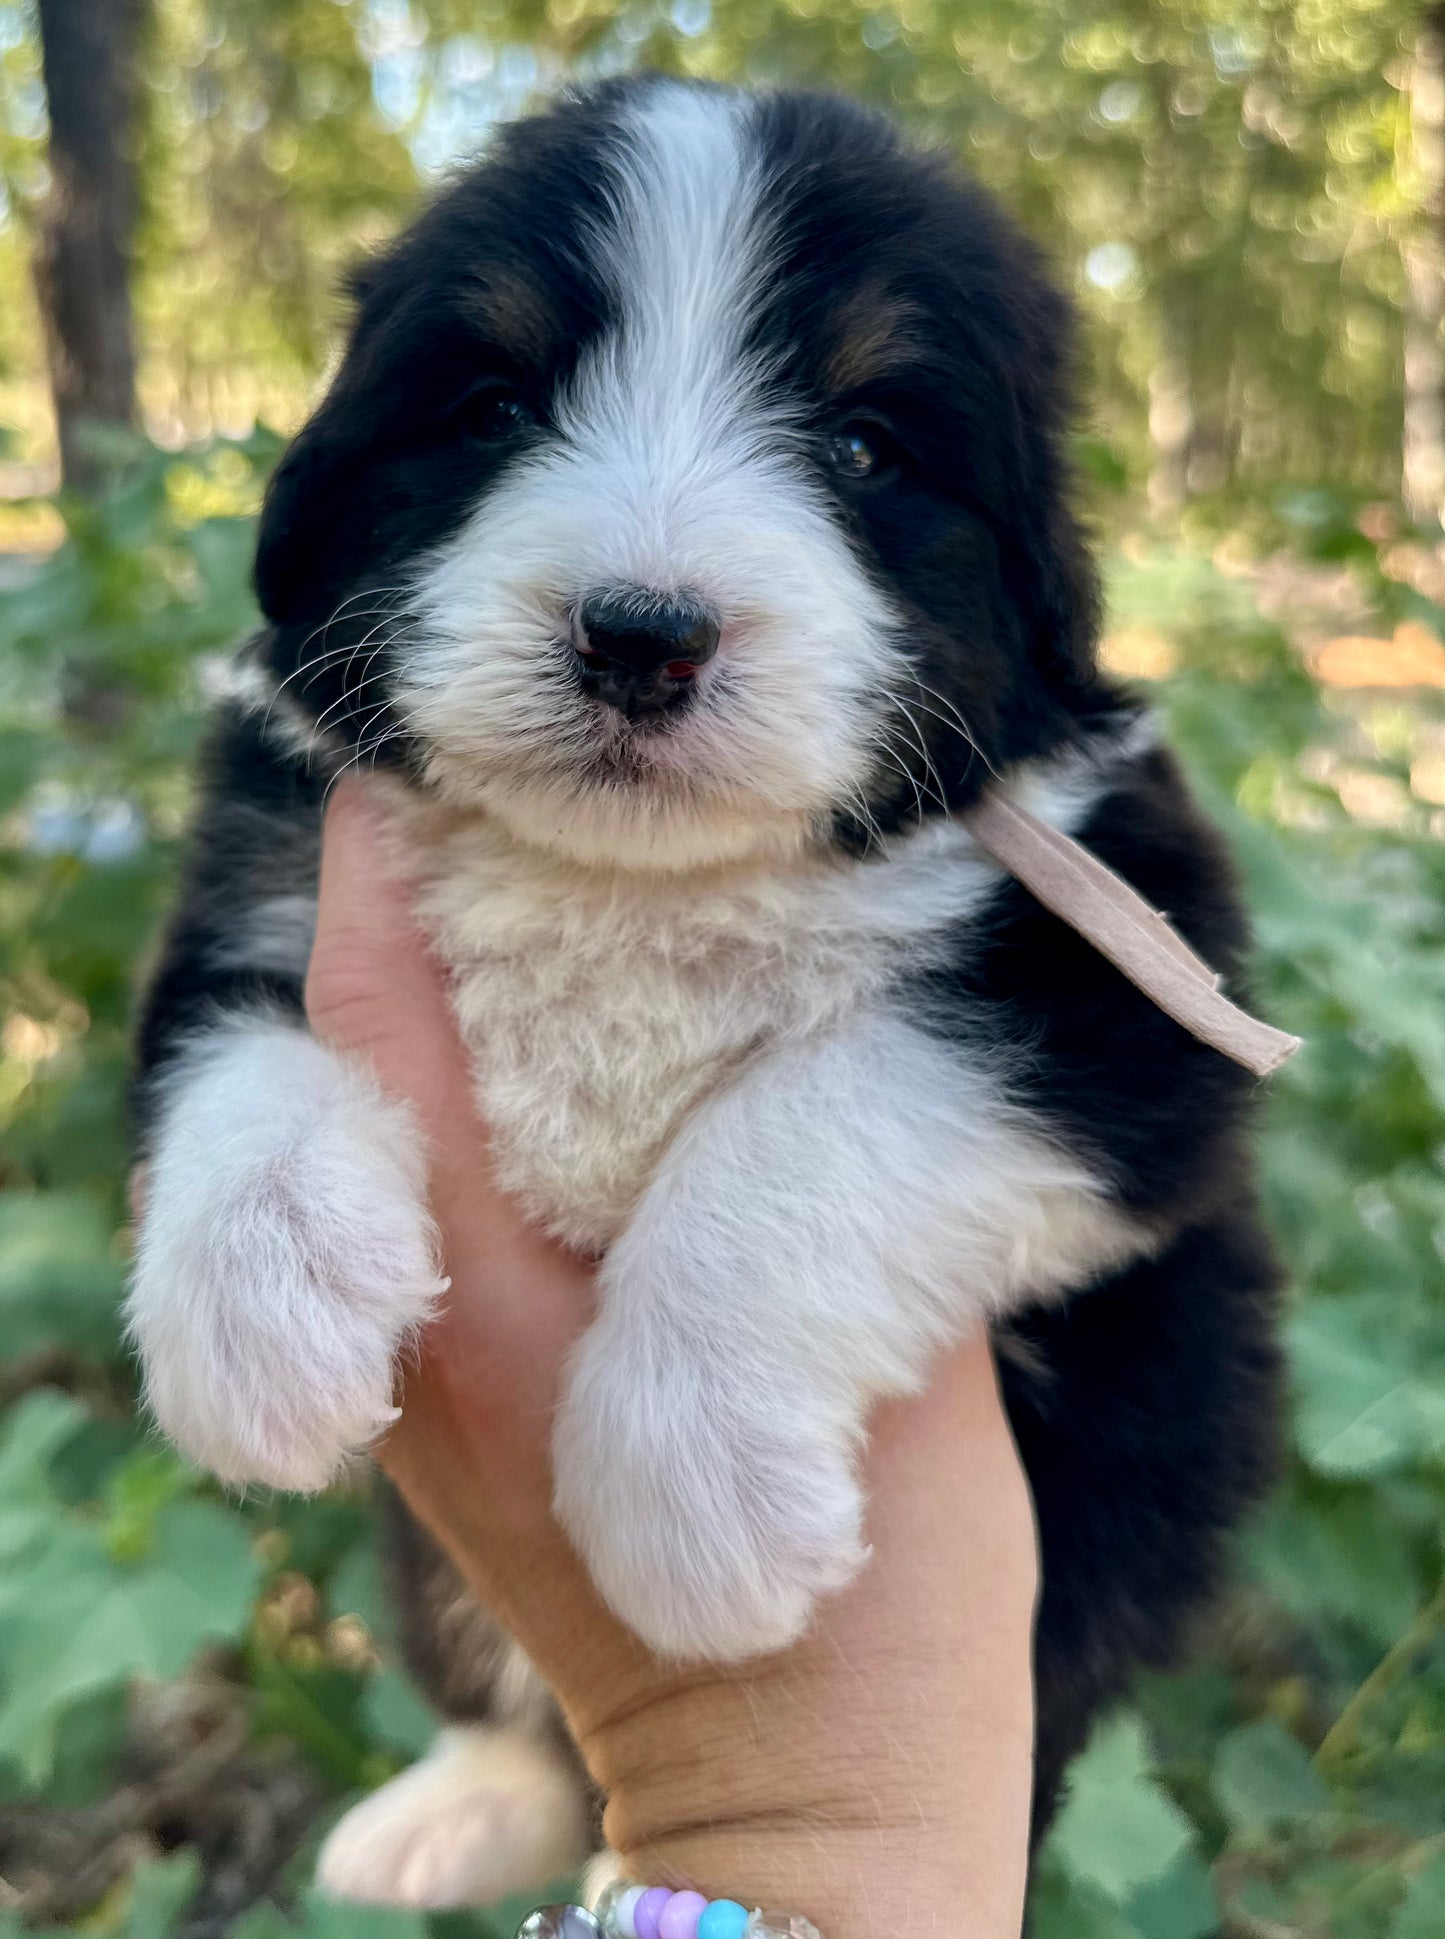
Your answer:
133,74 -> 1283,1902
133,703 -> 318,1125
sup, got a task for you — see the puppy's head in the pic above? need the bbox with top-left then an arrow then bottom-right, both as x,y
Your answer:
256,78 -> 1105,868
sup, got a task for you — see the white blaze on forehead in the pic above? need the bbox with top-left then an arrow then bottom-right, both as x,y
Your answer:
554,84 -> 782,592
584,84 -> 768,426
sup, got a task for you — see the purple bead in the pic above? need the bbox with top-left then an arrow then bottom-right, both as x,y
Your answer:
634,1889 -> 673,1939
658,1892 -> 708,1939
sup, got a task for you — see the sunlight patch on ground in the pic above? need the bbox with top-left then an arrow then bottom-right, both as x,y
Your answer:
1311,621 -> 1445,690
1099,623 -> 1179,679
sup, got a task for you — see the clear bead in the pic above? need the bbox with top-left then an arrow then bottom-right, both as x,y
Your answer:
517,1907 -> 603,1939
593,1881 -> 638,1936
745,1914 -> 824,1939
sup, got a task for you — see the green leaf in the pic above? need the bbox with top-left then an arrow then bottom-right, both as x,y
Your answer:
120,1852 -> 202,1939
1045,1716 -> 1195,1902
1247,1489 -> 1422,1648
327,1528 -> 394,1642
1391,1855 -> 1445,1939
0,1388 -> 90,1495
294,1893 -> 432,1939
0,1479 -> 260,1781
123,1496 -> 264,1665
1124,1854 -> 1220,1939
1213,1721 -> 1330,1837
0,1388 -> 91,1559
1029,1866 -> 1145,1939
41,1682 -> 130,1807
0,728 -> 44,813
1288,1302 -> 1420,1478
363,1666 -> 436,1757
102,1444 -> 196,1560
231,1906 -> 300,1939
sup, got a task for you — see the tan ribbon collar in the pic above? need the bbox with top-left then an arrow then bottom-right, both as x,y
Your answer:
961,788 -> 1301,1080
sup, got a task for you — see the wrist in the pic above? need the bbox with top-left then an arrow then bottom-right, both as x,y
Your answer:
595,1825 -> 1011,1939
581,1648 -> 1031,1939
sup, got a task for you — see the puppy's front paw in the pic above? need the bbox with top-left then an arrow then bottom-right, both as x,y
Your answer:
554,1319 -> 866,1661
127,1026 -> 443,1491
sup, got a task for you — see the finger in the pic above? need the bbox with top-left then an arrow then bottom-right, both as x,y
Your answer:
305,780 -> 474,1131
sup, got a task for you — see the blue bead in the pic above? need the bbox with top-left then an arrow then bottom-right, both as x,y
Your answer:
697,1903 -> 748,1939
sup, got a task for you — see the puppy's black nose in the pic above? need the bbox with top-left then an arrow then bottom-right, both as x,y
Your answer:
573,591 -> 720,718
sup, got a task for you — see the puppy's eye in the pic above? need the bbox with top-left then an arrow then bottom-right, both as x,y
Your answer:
829,430 -> 876,477
826,423 -> 895,481
456,380 -> 534,442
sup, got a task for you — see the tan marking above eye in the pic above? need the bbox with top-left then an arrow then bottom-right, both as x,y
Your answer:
822,285 -> 919,394
465,269 -> 558,364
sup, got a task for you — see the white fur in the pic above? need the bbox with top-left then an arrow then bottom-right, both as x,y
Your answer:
410,805 -> 1005,1250
402,726 -> 1151,1252
316,1724 -> 589,1908
127,1021 -> 444,1490
397,82 -> 903,873
554,1009 -> 1140,1660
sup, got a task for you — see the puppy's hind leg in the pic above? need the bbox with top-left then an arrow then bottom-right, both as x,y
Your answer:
317,1724 -> 592,1910
317,1495 -> 595,1909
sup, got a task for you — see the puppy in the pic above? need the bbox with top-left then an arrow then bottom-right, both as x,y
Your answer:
128,77 -> 1282,1908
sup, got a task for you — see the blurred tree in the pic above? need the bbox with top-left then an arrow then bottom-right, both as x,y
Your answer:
133,0 -> 418,441
0,0 -> 1426,513
1404,3 -> 1445,524
32,0 -> 147,492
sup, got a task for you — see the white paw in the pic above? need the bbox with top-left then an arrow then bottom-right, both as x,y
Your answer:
316,1726 -> 591,1909
127,1022 -> 444,1491
554,1315 -> 867,1662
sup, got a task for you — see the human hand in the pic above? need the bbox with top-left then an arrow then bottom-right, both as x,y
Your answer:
304,780 -> 1039,1939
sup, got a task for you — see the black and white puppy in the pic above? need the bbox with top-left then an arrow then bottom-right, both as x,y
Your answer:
129,77 -> 1282,1907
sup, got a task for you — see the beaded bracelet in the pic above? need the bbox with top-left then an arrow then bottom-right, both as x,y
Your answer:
517,1882 -> 822,1939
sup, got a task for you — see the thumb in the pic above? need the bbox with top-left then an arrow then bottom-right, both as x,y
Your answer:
305,781 -> 473,1129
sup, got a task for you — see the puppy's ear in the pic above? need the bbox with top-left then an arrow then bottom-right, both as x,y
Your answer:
1019,482 -> 1101,701
255,259 -> 382,623
1001,282 -> 1102,700
254,413 -> 343,624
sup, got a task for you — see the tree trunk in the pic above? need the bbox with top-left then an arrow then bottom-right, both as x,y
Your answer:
1404,2 -> 1445,527
32,0 -> 145,495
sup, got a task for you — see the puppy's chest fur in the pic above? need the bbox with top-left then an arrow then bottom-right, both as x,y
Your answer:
409,815 -> 999,1250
